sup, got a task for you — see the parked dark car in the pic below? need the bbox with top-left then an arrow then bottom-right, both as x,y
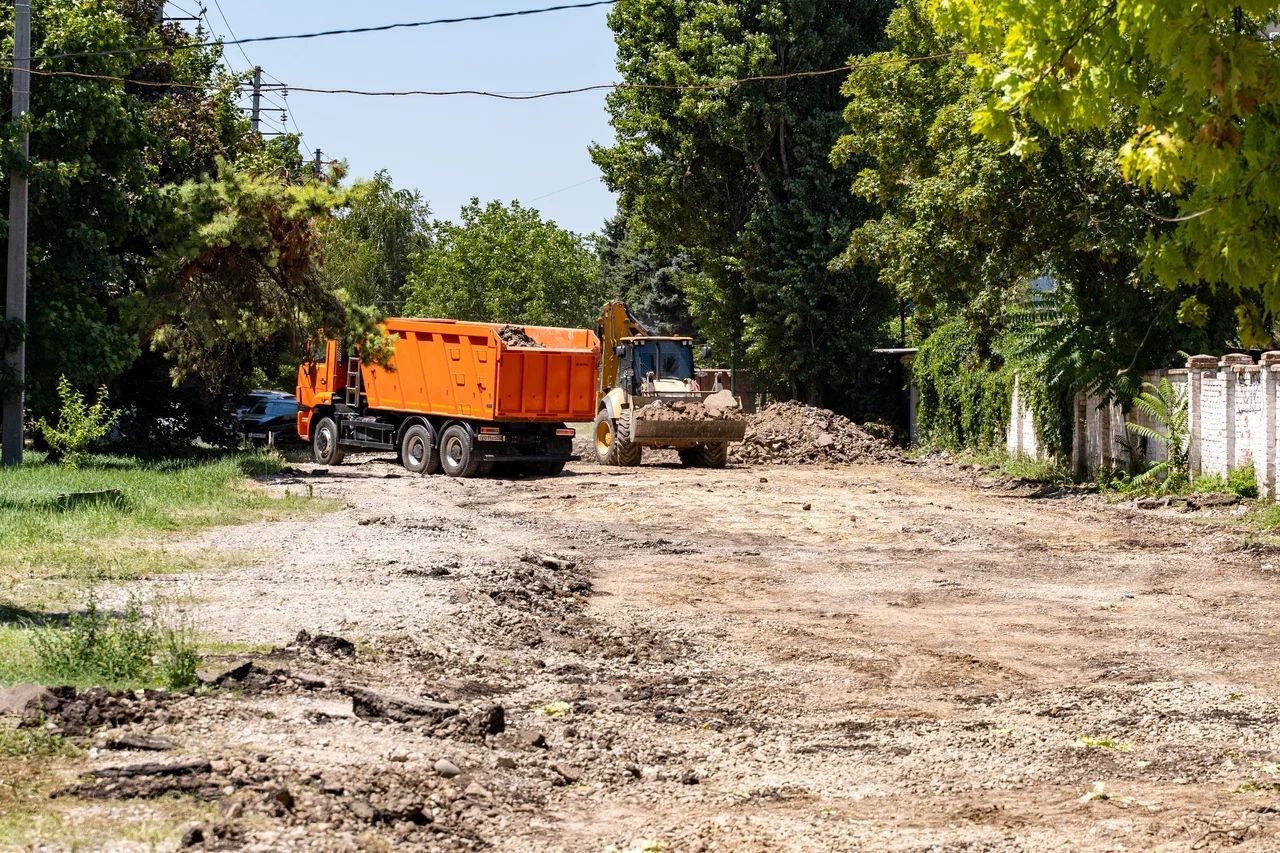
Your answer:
238,396 -> 300,446
233,389 -> 295,421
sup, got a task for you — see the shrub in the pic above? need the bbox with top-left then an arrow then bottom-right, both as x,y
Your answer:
914,320 -> 1012,451
1229,463 -> 1259,499
31,376 -> 119,467
25,597 -> 199,690
1125,378 -> 1188,492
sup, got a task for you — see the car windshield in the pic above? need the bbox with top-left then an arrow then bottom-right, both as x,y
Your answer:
248,402 -> 269,416
633,341 -> 694,382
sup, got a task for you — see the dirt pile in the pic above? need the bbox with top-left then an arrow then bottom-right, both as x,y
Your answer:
637,390 -> 744,422
497,325 -> 543,348
730,401 -> 901,465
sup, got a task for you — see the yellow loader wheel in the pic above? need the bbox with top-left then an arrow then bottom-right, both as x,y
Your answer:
595,410 -> 642,467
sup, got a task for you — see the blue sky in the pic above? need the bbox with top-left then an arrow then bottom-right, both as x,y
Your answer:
174,1 -> 620,235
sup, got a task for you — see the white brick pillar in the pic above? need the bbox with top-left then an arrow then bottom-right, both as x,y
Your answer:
1222,355 -> 1252,471
1262,351 -> 1280,499
1187,354 -> 1218,479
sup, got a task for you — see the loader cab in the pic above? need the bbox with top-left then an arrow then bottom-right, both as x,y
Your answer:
618,337 -> 698,396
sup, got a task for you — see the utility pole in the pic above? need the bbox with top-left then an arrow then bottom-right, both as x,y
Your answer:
313,149 -> 323,178
2,0 -> 31,466
250,66 -> 262,134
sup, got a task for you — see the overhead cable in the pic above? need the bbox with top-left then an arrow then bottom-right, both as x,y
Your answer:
43,1 -> 618,62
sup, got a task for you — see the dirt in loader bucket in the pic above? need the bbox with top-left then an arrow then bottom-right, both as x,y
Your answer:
636,390 -> 744,422
497,324 -> 544,348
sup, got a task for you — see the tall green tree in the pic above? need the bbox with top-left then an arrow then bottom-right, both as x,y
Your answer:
0,0 -> 360,451
592,0 -> 895,406
403,199 -> 603,328
834,0 -> 1237,453
597,211 -> 694,336
320,170 -> 431,314
934,0 -> 1280,346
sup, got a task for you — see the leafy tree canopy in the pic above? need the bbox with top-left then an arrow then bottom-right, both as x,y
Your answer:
319,170 -> 431,314
403,199 -> 603,328
593,0 -> 896,406
597,211 -> 694,336
933,0 -> 1280,346
0,0 -> 364,451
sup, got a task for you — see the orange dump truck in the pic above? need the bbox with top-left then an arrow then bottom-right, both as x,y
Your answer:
296,318 -> 601,477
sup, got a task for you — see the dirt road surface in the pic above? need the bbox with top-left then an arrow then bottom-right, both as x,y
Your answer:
54,458 -> 1280,850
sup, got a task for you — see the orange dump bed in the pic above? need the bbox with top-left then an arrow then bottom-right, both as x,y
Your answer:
361,318 -> 600,423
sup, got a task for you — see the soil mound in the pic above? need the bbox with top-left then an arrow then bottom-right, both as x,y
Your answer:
731,402 -> 901,465
497,325 -> 543,348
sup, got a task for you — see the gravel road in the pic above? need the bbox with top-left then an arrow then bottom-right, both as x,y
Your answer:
57,457 -> 1280,850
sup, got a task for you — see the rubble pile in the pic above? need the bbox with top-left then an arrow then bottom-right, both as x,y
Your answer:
497,325 -> 543,348
730,402 -> 901,465
637,390 -> 744,422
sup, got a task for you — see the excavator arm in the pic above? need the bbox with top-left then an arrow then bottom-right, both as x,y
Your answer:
597,300 -> 649,392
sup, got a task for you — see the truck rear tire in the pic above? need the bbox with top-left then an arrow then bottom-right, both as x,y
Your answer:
439,424 -> 482,478
400,423 -> 439,475
595,411 -> 641,467
312,417 -> 345,466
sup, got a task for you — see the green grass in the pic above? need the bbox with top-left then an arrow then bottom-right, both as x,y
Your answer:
0,450 -> 330,604
0,598 -> 199,691
0,727 -> 75,759
944,448 -> 1076,484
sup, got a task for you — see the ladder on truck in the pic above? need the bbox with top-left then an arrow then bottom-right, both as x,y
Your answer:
344,357 -> 362,407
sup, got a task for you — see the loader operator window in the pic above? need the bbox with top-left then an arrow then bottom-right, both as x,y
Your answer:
632,341 -> 695,384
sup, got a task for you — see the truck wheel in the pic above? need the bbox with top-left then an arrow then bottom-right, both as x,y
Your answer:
400,423 -> 439,475
595,411 -> 642,467
533,459 -> 567,476
677,449 -> 700,467
312,417 -> 345,466
439,424 -> 482,478
698,443 -> 729,469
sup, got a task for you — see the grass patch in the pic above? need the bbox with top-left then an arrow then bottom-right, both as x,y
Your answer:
0,598 -> 198,691
945,448 -> 1075,484
0,450 -> 331,605
1075,735 -> 1133,751
0,727 -> 76,759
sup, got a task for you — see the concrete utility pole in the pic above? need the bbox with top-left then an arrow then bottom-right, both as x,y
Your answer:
2,0 -> 31,467
251,66 -> 262,134
313,149 -> 323,177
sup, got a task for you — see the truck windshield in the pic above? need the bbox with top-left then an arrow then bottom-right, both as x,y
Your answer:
633,341 -> 694,381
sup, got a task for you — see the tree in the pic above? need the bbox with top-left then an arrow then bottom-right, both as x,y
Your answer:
592,0 -> 896,407
834,0 -> 1237,453
933,0 -> 1280,347
0,1 -> 363,451
597,211 -> 694,336
320,170 -> 431,314
403,199 -> 603,328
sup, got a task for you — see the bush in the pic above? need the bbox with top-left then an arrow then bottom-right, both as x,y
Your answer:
1229,463 -> 1259,499
914,320 -> 1013,451
25,597 -> 199,691
31,376 -> 118,468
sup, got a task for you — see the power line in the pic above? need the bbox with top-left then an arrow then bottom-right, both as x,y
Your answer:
42,1 -> 619,62
208,0 -> 255,72
10,52 -> 964,99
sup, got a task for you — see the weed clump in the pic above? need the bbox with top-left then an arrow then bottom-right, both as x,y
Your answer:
24,598 -> 198,691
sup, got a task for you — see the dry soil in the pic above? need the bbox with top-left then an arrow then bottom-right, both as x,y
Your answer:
35,457 -> 1280,851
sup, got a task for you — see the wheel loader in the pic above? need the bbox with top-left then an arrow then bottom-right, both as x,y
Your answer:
594,301 -> 746,467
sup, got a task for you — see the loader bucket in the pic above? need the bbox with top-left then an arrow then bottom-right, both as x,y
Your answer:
631,417 -> 747,444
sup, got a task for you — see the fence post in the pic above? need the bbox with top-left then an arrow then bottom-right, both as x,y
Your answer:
1262,352 -> 1280,500
1187,355 -> 1218,479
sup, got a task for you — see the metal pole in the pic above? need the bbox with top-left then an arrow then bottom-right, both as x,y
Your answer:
2,0 -> 31,466
313,148 -> 322,177
251,66 -> 262,134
